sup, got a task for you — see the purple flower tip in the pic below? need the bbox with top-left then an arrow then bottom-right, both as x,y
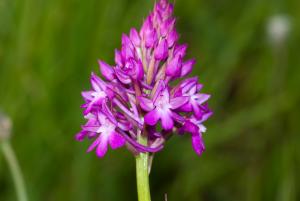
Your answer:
154,39 -> 168,60
98,60 -> 115,81
76,0 -> 212,157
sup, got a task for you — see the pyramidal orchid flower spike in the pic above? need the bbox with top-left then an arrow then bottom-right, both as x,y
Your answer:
76,0 -> 212,200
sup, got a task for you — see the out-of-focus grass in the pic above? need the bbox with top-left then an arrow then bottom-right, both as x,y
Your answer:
0,0 -> 299,200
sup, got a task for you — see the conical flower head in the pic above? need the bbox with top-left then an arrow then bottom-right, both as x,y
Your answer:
76,0 -> 212,157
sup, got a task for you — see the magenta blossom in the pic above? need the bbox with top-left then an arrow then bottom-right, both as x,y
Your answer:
76,0 -> 212,157
83,112 -> 125,157
139,81 -> 188,130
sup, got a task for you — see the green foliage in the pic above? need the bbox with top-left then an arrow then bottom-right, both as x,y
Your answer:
0,0 -> 299,200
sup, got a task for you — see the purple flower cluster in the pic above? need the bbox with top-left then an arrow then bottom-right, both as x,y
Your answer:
76,0 -> 212,157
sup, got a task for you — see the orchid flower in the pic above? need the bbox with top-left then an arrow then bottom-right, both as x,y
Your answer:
76,1 -> 212,200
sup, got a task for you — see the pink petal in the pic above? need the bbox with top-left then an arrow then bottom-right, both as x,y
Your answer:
109,131 -> 126,149
122,34 -> 131,46
160,110 -> 173,130
192,103 -> 202,119
91,74 -> 102,92
171,111 -> 185,123
170,96 -> 189,109
196,83 -> 203,91
130,28 -> 141,47
82,125 -> 99,133
84,97 -> 103,115
85,116 -> 97,125
113,99 -> 143,125
140,16 -> 152,37
200,111 -> 213,123
166,55 -> 182,77
115,49 -> 123,66
160,18 -> 175,37
133,59 -> 144,80
96,134 -> 109,157
167,30 -> 178,48
144,109 -> 160,126
154,39 -> 168,60
87,136 -> 101,152
75,131 -> 88,141
145,29 -> 158,49
189,85 -> 197,95
191,134 -> 205,156
98,60 -> 115,81
101,102 -> 117,125
174,44 -> 187,57
194,94 -> 211,105
81,102 -> 88,108
117,120 -> 131,131
152,80 -> 165,102
158,88 -> 170,103
121,34 -> 135,59
182,121 -> 199,134
179,102 -> 192,112
121,46 -> 134,61
91,73 -> 107,92
180,59 -> 195,77
180,77 -> 197,93
81,91 -> 93,101
115,69 -> 131,84
138,96 -> 154,111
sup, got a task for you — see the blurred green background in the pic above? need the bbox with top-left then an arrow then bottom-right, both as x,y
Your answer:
0,0 -> 299,200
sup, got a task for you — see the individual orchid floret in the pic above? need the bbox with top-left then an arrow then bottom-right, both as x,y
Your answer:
82,111 -> 126,157
174,44 -> 188,58
81,73 -> 110,115
176,77 -> 211,119
139,81 -> 188,130
180,109 -> 213,155
76,0 -> 212,158
115,58 -> 144,84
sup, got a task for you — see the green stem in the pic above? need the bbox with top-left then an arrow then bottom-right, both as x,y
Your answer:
1,140 -> 28,201
136,134 -> 151,201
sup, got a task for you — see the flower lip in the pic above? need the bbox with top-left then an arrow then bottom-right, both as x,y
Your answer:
144,86 -> 189,130
82,111 -> 126,157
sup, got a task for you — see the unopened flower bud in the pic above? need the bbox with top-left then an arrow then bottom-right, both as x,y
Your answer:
167,30 -> 179,48
98,60 -> 115,81
180,59 -> 195,77
130,28 -> 141,47
166,55 -> 182,77
154,39 -> 168,60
